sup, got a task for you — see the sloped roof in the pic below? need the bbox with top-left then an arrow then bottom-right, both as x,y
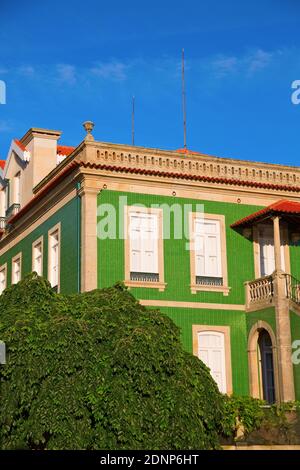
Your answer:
15,139 -> 74,157
231,200 -> 300,229
14,139 -> 27,152
57,145 -> 75,156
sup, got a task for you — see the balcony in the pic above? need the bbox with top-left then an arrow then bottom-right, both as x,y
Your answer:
245,271 -> 300,312
285,274 -> 300,305
5,203 -> 20,220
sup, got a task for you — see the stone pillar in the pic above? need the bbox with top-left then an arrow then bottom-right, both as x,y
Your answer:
79,181 -> 99,292
273,215 -> 282,271
273,216 -> 295,402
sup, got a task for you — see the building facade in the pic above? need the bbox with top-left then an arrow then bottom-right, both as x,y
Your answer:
1,124 -> 300,404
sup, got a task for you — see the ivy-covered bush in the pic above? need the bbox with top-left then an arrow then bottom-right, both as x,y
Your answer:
221,396 -> 300,444
0,274 -> 224,450
221,395 -> 265,438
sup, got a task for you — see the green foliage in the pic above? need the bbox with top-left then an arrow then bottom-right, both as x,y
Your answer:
222,396 -> 300,442
221,395 -> 265,437
263,401 -> 300,431
0,273 -> 224,450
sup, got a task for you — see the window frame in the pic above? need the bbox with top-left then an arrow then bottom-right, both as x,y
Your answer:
32,236 -> 44,276
189,212 -> 230,295
0,263 -> 7,294
192,324 -> 233,394
11,252 -> 22,285
47,223 -> 61,292
124,205 -> 166,291
0,188 -> 6,218
14,171 -> 21,205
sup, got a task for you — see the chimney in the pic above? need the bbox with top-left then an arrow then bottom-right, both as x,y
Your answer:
20,128 -> 62,200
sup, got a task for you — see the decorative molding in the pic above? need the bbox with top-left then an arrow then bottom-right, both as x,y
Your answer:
76,141 -> 300,191
139,299 -> 245,311
190,284 -> 231,295
125,280 -> 167,291
247,321 -> 279,402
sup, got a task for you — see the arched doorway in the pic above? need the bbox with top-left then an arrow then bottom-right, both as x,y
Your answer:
258,330 -> 275,404
248,321 -> 279,404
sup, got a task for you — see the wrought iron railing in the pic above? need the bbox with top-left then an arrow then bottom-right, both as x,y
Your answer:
5,203 -> 20,219
285,274 -> 300,305
196,276 -> 223,286
130,272 -> 159,282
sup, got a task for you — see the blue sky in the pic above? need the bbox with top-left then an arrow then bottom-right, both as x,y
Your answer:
0,0 -> 300,165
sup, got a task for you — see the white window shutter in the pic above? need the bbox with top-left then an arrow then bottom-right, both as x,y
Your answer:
143,215 -> 158,274
198,331 -> 226,393
129,215 -> 142,272
194,219 -> 222,278
129,212 -> 159,274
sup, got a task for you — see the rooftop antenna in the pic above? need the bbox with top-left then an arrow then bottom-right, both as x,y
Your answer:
182,48 -> 187,150
132,95 -> 135,146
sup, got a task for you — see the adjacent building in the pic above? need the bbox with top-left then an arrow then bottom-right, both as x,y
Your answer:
1,122 -> 300,404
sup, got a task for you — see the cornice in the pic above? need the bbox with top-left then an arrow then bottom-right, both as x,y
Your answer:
7,139 -> 300,233
78,141 -> 300,191
34,140 -> 300,195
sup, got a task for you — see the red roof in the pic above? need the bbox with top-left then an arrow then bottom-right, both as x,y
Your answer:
0,160 -> 5,170
57,145 -> 75,156
15,139 -> 74,157
231,200 -> 300,228
14,139 -> 27,152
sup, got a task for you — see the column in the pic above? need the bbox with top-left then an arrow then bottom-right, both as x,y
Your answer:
273,216 -> 295,402
79,182 -> 99,292
273,215 -> 282,272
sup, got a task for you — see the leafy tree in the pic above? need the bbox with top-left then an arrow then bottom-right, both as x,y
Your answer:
0,274 -> 224,450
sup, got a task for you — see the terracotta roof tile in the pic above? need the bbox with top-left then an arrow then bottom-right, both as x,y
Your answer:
231,200 -> 300,228
57,145 -> 75,156
14,139 -> 27,152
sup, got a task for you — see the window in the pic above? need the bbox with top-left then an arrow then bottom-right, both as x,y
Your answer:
190,213 -> 229,295
48,224 -> 60,291
257,224 -> 286,277
32,237 -> 43,276
0,264 -> 7,294
12,254 -> 22,284
193,325 -> 232,394
124,206 -> 166,291
14,172 -> 21,205
0,189 -> 6,218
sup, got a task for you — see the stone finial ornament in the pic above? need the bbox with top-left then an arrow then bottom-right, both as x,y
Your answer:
83,121 -> 95,141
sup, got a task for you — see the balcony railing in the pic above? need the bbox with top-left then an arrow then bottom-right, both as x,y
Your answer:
285,274 -> 300,305
0,216 -> 6,230
245,275 -> 274,309
5,203 -> 20,220
245,272 -> 300,310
